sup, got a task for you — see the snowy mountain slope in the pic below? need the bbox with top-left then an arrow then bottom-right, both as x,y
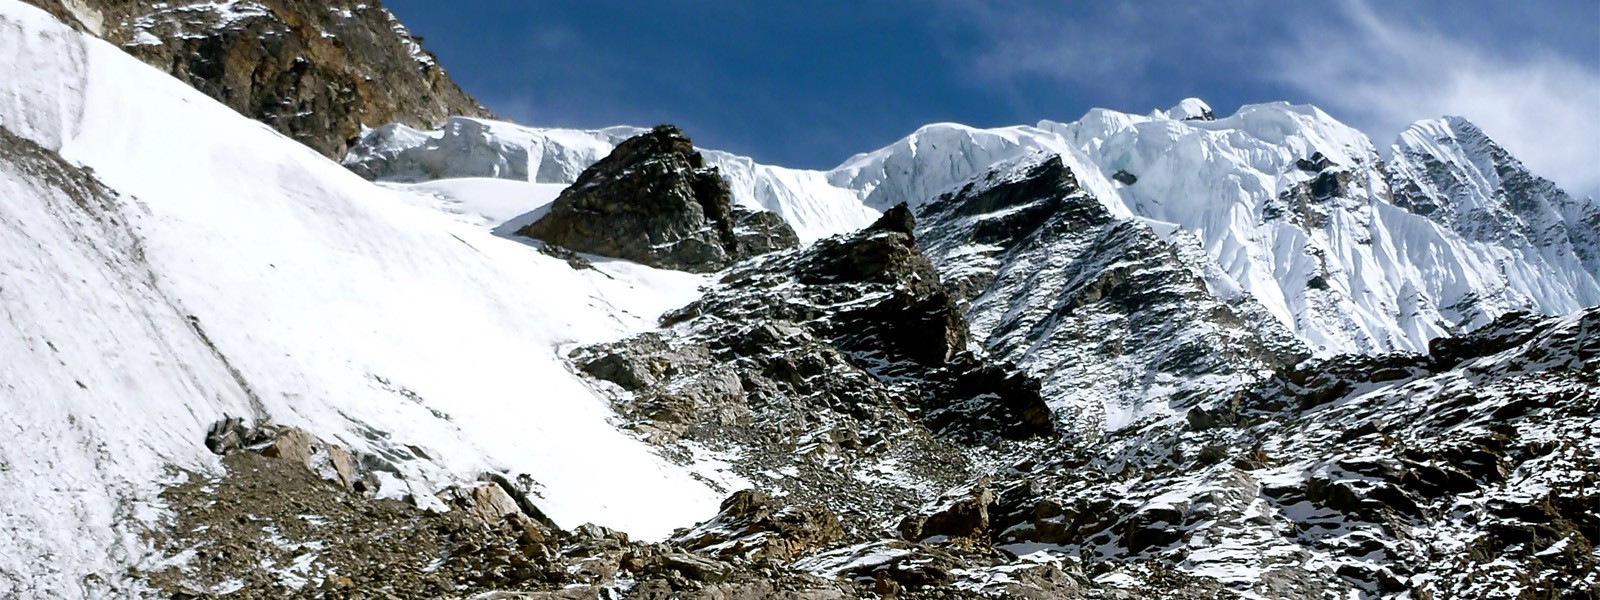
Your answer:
977,307 -> 1598,598
1044,99 -> 1600,355
0,124 -> 246,599
383,176 -> 567,233
0,2 -> 725,595
1388,116 -> 1600,278
347,100 -> 1598,359
345,117 -> 646,185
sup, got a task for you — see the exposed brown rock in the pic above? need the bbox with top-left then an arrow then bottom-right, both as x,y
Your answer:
897,482 -> 995,546
22,0 -> 490,158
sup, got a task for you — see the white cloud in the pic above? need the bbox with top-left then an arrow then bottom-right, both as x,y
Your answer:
939,1 -> 1254,100
1273,0 -> 1600,198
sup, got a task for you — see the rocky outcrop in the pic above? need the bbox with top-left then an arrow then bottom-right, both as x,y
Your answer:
794,205 -> 1056,440
917,154 -> 1308,440
896,482 -> 995,546
517,125 -> 799,272
671,490 -> 844,563
204,418 -> 366,493
22,0 -> 490,158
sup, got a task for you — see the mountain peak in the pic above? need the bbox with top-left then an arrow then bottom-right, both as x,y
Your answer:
1164,97 -> 1215,121
1387,114 -> 1600,288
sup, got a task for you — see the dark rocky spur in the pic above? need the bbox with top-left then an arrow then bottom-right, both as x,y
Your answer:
518,125 -> 799,273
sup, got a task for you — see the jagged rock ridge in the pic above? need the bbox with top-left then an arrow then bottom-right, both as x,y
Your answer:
917,153 -> 1309,440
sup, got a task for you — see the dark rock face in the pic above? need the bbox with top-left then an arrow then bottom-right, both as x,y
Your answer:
1295,152 -> 1334,172
22,0 -> 490,159
792,206 -> 1055,440
1270,168 -> 1356,229
518,125 -> 799,272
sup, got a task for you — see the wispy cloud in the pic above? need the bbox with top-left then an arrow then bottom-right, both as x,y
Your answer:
933,0 -> 1269,104
1273,0 -> 1600,198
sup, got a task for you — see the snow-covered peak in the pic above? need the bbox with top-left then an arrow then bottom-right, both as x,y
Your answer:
1041,101 -> 1596,354
1055,101 -> 1375,171
1390,116 -> 1501,201
1163,97 -> 1215,121
1388,114 -> 1600,279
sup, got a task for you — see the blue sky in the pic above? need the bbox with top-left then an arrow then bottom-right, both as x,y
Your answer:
386,0 -> 1600,196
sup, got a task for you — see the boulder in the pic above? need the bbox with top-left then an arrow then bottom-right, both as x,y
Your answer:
898,482 -> 995,545
444,481 -> 527,527
206,419 -> 362,492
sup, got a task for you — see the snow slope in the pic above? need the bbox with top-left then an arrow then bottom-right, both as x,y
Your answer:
383,177 -> 567,234
0,2 -> 724,595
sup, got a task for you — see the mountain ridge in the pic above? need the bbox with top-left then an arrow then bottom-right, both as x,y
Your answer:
346,99 -> 1600,360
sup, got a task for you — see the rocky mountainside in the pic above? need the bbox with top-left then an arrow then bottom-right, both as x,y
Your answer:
963,306 -> 1599,598
2,0 -> 1598,598
21,0 -> 489,157
567,201 -> 1057,537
